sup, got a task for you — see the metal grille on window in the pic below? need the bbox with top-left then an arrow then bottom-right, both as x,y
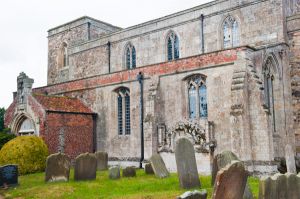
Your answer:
174,35 -> 179,59
167,37 -> 173,61
117,94 -> 123,135
125,94 -> 131,135
132,47 -> 136,68
199,84 -> 207,117
126,48 -> 131,69
189,85 -> 197,119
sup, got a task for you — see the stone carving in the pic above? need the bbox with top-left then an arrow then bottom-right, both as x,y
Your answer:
212,161 -> 248,199
149,154 -> 169,178
45,153 -> 70,182
74,153 -> 97,181
95,151 -> 108,171
177,190 -> 207,199
158,120 -> 216,153
175,137 -> 201,189
144,163 -> 154,174
258,173 -> 300,199
122,166 -> 136,177
285,144 -> 296,173
109,166 -> 120,180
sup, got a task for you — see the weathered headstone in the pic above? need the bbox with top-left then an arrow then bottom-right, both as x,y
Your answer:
0,165 -> 18,188
213,161 -> 248,199
285,144 -> 297,173
45,153 -> 71,182
177,190 -> 207,199
212,151 -> 253,199
258,173 -> 300,199
122,166 -> 136,177
109,166 -> 120,179
175,137 -> 200,189
144,163 -> 154,174
95,151 -> 108,171
74,153 -> 97,181
149,154 -> 169,178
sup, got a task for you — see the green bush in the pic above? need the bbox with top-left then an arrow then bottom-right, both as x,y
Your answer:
0,130 -> 15,149
0,136 -> 48,175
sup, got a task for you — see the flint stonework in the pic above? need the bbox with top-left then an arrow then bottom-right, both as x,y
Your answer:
285,144 -> 297,173
149,154 -> 169,178
109,166 -> 120,179
74,153 -> 97,181
95,151 -> 108,171
175,137 -> 200,189
213,161 -> 248,199
45,153 -> 71,182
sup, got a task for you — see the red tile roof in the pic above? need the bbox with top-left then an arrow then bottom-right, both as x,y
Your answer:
33,94 -> 94,114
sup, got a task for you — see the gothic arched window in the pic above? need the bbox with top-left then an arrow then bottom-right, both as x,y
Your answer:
125,43 -> 136,69
263,59 -> 276,132
167,31 -> 180,61
60,42 -> 68,67
222,16 -> 240,48
186,75 -> 208,119
116,87 -> 131,135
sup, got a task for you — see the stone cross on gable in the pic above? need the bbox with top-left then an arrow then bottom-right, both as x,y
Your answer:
16,72 -> 34,105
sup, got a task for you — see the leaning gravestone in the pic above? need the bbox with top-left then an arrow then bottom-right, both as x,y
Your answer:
0,165 -> 18,188
258,173 -> 300,199
45,153 -> 71,182
144,163 -> 154,174
212,151 -> 253,199
285,144 -> 297,173
74,153 -> 97,181
177,190 -> 207,199
175,137 -> 201,189
212,161 -> 248,199
95,151 -> 108,171
109,166 -> 120,179
149,154 -> 169,178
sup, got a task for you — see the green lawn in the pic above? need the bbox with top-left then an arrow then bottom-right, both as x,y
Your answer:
1,169 -> 259,199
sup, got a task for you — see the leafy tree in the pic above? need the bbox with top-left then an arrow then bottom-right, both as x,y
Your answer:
0,108 -> 5,132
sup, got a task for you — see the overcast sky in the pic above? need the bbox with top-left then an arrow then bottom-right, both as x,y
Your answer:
0,0 -> 211,109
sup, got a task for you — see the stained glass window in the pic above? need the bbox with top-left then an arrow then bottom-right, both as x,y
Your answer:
116,88 -> 131,135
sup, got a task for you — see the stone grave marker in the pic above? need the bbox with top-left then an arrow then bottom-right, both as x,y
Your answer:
177,190 -> 207,199
122,166 -> 136,177
95,151 -> 108,171
212,161 -> 248,199
0,165 -> 18,188
149,154 -> 169,178
74,153 -> 97,181
45,153 -> 71,182
144,163 -> 154,174
109,166 -> 120,179
285,144 -> 297,173
212,151 -> 253,199
175,137 -> 200,189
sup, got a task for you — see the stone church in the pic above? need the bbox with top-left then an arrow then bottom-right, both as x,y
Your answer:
4,0 -> 300,175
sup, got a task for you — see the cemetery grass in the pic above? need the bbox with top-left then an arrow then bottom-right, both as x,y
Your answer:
1,169 -> 259,199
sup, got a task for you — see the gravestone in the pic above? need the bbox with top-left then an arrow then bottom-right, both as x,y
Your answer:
109,166 -> 120,179
149,154 -> 169,178
212,151 -> 253,199
0,165 -> 18,188
74,153 -> 97,181
258,173 -> 300,199
285,144 -> 297,173
212,161 -> 248,199
177,190 -> 207,199
45,153 -> 71,182
144,163 -> 154,174
122,166 -> 136,177
95,151 -> 108,171
175,137 -> 200,189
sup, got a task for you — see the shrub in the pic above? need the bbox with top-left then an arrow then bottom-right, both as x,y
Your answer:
0,136 -> 48,175
0,130 -> 15,149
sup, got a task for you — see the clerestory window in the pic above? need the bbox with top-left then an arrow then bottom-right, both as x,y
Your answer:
116,87 -> 131,135
125,43 -> 136,69
222,16 -> 239,49
167,31 -> 180,61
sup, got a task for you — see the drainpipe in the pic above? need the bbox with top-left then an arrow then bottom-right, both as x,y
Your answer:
200,14 -> 205,54
107,41 -> 111,73
137,72 -> 144,169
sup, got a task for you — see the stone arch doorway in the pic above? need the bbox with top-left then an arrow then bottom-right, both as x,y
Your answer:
11,113 -> 36,136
